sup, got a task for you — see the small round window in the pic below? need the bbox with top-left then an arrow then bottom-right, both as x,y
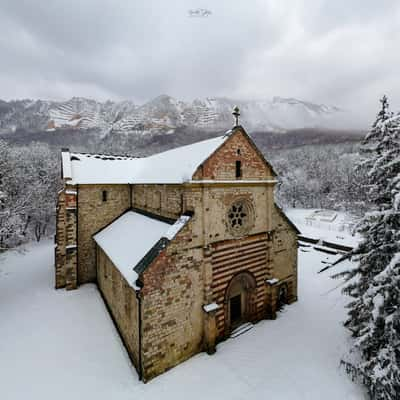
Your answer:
227,199 -> 254,236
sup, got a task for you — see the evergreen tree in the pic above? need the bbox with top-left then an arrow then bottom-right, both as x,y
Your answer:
335,96 -> 400,399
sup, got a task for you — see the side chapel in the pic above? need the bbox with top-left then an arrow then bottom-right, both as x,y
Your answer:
55,117 -> 299,382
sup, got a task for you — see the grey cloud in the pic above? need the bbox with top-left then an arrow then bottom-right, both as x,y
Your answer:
1,0 -> 400,126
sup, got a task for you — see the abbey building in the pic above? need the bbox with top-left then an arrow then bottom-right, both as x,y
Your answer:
54,125 -> 299,382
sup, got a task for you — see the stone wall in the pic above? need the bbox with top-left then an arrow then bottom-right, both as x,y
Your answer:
270,205 -> 298,305
140,220 -> 205,381
77,184 -> 130,284
132,184 -> 184,220
201,185 -> 273,246
96,247 -> 140,368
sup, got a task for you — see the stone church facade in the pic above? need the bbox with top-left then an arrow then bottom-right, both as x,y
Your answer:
55,125 -> 299,382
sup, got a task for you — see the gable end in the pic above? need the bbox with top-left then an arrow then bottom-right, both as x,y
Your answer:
192,126 -> 277,181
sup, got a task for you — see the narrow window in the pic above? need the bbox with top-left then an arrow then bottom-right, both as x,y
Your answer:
102,190 -> 107,202
235,160 -> 242,178
180,193 -> 185,213
104,257 -> 108,279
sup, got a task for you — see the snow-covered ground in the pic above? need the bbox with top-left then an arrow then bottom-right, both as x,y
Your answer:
286,208 -> 361,248
0,240 -> 365,400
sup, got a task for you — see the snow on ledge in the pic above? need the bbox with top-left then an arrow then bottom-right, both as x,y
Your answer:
165,215 -> 191,240
203,303 -> 220,313
266,278 -> 279,285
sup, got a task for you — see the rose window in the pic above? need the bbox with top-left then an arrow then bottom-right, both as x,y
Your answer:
227,199 -> 254,236
228,204 -> 247,228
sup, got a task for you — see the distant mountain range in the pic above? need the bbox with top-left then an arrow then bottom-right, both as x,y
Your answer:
0,95 -> 349,137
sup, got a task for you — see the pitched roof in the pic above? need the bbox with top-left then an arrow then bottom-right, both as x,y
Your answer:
62,135 -> 229,184
93,210 -> 191,289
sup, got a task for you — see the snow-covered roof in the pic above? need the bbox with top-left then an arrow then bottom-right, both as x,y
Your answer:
93,211 -> 190,289
62,135 -> 229,184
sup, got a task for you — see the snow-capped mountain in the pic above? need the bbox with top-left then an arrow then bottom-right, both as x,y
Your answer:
0,95 -> 345,135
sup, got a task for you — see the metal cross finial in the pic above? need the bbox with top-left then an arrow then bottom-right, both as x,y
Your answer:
232,106 -> 240,127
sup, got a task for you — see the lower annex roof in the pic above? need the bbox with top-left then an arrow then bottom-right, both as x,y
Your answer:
93,210 -> 190,289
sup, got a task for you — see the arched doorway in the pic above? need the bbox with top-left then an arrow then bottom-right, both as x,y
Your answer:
224,271 -> 257,334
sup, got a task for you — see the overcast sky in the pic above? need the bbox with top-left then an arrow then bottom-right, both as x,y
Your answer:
1,0 -> 400,122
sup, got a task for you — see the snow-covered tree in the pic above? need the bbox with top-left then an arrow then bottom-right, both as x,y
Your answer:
0,140 -> 25,249
271,142 -> 366,212
335,96 -> 400,399
14,143 -> 60,241
0,140 -> 59,249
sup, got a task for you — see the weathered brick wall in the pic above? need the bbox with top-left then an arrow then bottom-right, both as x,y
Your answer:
197,184 -> 274,338
55,191 -> 66,288
271,206 -> 298,303
140,220 -> 205,381
66,209 -> 77,244
133,184 -> 184,220
97,247 -> 140,368
193,129 -> 274,180
55,186 -> 78,289
77,184 -> 130,284
210,233 -> 271,338
180,186 -> 203,244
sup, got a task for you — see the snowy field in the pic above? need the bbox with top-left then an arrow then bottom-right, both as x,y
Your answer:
0,240 -> 366,400
286,208 -> 361,248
